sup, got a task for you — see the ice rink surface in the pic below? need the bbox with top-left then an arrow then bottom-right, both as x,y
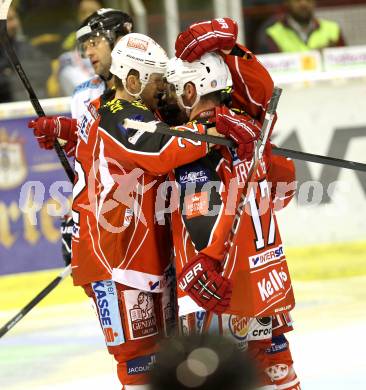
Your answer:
1,276 -> 366,389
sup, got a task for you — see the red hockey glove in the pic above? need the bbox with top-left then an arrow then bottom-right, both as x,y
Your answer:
215,106 -> 261,161
175,18 -> 238,62
178,253 -> 232,314
28,116 -> 78,157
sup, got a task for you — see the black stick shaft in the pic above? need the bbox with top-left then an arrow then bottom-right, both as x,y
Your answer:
155,125 -> 234,146
273,147 -> 366,173
158,128 -> 366,173
0,23 -> 75,182
0,267 -> 70,338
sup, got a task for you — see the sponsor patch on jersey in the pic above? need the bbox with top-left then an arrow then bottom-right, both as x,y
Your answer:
124,290 -> 159,340
91,280 -> 125,346
127,37 -> 149,51
266,334 -> 289,354
228,315 -> 250,341
78,102 -> 99,143
127,354 -> 156,375
257,268 -> 288,302
223,314 -> 250,351
249,245 -> 284,269
88,102 -> 99,121
249,317 -> 272,341
178,169 -> 209,186
123,208 -> 133,227
184,192 -> 209,219
195,311 -> 206,334
265,364 -> 289,381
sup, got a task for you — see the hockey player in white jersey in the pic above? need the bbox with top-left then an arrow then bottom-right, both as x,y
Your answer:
72,8 -> 133,121
28,8 -> 133,265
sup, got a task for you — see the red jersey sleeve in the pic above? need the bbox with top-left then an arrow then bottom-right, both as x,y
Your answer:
223,44 -> 275,124
267,151 -> 296,211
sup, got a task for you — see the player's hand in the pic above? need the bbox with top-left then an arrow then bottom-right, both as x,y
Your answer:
28,116 -> 78,157
215,106 -> 261,161
60,215 -> 73,266
178,253 -> 232,314
175,17 -> 238,62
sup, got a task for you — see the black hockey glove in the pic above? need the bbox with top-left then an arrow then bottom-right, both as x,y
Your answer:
60,215 -> 73,266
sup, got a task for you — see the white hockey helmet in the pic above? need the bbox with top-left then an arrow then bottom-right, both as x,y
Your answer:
166,52 -> 232,110
110,33 -> 168,96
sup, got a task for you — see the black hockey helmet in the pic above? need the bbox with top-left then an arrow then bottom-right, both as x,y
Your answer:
76,8 -> 133,55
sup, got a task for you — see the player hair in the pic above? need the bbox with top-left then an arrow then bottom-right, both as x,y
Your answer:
200,89 -> 232,107
199,90 -> 223,105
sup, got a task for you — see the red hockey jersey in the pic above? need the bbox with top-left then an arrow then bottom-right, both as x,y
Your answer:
71,96 -> 209,291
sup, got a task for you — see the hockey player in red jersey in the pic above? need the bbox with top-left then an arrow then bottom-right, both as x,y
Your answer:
78,32 -> 265,388
172,18 -> 300,390
68,33 -> 241,389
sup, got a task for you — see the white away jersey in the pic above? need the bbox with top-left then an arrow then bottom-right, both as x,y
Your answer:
70,75 -> 106,121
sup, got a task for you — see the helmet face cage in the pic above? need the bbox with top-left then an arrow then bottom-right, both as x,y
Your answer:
76,9 -> 133,57
76,29 -> 116,58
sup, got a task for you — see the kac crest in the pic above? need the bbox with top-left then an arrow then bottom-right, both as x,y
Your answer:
0,128 -> 27,190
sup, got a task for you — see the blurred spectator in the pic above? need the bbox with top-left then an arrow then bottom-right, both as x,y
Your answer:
0,5 -> 51,103
47,0 -> 104,97
149,335 -> 257,390
255,0 -> 346,54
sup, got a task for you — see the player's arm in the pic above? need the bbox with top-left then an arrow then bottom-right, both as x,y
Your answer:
223,44 -> 275,124
267,152 -> 297,211
175,17 -> 274,123
98,104 -> 209,175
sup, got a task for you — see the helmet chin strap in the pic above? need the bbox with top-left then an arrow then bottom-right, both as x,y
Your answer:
177,94 -> 200,117
122,79 -> 146,99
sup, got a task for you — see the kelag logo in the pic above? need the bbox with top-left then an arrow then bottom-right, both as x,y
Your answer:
257,270 -> 288,302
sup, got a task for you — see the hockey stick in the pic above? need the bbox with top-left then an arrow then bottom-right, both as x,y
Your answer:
123,118 -> 234,147
0,0 -> 75,182
272,147 -> 366,173
0,265 -> 71,338
222,87 -> 282,273
200,87 -> 282,332
123,119 -> 366,173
